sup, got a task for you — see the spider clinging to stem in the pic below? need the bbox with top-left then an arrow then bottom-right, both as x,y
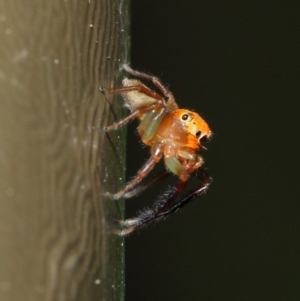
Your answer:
101,64 -> 212,235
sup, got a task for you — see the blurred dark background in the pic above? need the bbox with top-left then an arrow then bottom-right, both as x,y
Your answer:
125,1 -> 300,300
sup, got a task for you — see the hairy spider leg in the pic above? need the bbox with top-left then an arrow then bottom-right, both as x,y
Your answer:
123,64 -> 175,102
107,145 -> 163,200
124,169 -> 170,199
103,103 -> 164,132
117,180 -> 187,235
117,169 -> 212,235
104,109 -> 140,132
101,82 -> 167,132
104,99 -> 168,199
104,85 -> 165,101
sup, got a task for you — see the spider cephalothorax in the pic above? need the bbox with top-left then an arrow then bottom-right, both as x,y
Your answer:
102,65 -> 212,235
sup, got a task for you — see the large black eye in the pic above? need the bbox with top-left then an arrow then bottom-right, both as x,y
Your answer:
200,135 -> 209,143
196,131 -> 201,137
182,114 -> 189,120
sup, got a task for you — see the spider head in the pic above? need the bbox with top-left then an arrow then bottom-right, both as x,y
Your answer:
174,109 -> 212,148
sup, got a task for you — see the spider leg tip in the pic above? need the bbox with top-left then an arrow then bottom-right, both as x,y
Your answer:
102,191 -> 118,200
113,219 -> 124,226
118,228 -> 135,236
111,228 -> 125,236
111,220 -> 134,236
122,64 -> 132,72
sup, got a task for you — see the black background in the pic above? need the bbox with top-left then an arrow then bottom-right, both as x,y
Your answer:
125,1 -> 300,300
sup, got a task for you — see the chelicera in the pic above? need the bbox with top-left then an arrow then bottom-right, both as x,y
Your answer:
102,64 -> 212,235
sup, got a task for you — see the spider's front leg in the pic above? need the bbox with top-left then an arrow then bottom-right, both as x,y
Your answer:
103,109 -> 140,132
105,145 -> 163,200
116,169 -> 212,236
124,169 -> 169,199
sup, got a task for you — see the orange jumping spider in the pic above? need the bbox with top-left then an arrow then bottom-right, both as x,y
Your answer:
102,64 -> 212,235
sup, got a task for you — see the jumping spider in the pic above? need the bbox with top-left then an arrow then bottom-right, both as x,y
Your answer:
102,64 -> 212,235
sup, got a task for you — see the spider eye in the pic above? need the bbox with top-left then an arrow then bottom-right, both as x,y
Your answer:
200,135 -> 209,143
182,114 -> 189,120
196,131 -> 201,137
